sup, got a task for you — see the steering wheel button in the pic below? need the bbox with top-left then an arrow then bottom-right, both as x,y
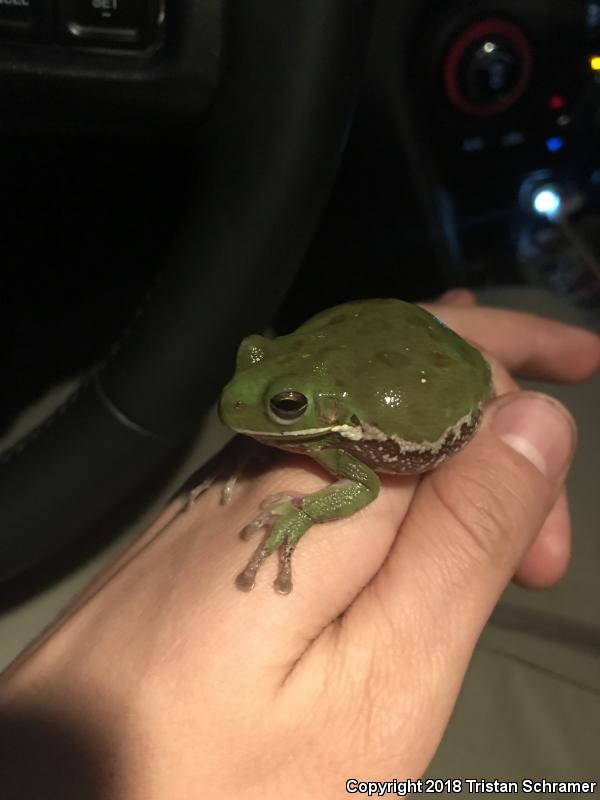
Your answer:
59,0 -> 150,46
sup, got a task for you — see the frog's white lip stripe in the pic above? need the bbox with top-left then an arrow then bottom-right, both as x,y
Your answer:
232,424 -> 363,440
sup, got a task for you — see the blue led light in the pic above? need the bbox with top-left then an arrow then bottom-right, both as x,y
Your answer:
586,2 -> 600,30
532,187 -> 562,217
545,136 -> 565,153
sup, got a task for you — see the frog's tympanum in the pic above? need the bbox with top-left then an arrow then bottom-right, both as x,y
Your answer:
219,299 -> 492,594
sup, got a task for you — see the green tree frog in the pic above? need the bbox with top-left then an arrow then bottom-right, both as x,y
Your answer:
218,298 -> 492,594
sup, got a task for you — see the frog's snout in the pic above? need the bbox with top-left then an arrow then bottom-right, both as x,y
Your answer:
218,386 -> 247,427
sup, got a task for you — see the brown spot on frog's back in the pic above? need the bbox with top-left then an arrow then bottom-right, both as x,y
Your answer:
431,351 -> 451,369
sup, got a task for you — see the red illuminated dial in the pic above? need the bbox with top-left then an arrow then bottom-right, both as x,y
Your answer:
443,18 -> 533,116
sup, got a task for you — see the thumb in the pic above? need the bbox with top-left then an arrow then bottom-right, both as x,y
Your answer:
338,391 -> 576,769
368,390 -> 576,632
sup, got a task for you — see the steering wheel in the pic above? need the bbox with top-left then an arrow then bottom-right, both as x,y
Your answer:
0,0 -> 374,584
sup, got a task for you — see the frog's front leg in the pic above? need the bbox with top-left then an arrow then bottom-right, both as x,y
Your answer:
236,449 -> 380,594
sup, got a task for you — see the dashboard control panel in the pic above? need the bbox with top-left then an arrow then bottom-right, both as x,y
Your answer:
401,0 -> 600,314
0,0 -> 221,125
423,3 -> 591,184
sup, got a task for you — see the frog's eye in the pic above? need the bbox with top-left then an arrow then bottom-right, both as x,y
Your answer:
269,391 -> 308,423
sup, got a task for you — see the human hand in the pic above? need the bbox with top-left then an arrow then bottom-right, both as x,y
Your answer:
422,288 -> 599,589
1,294 -> 597,800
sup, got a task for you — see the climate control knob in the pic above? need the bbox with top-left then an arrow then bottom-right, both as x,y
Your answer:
444,18 -> 533,116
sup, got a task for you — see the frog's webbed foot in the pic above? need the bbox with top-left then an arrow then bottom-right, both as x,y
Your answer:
187,466 -> 244,508
235,449 -> 381,595
235,498 -> 313,595
185,442 -> 267,509
235,536 -> 297,595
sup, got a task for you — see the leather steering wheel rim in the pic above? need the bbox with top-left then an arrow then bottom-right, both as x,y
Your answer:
0,0 -> 374,585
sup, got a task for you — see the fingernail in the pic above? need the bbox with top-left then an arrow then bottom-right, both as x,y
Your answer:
490,393 -> 577,480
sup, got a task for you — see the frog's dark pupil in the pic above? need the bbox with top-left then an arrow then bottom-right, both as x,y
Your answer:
270,392 -> 308,420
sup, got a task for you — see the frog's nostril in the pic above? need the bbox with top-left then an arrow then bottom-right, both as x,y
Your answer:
234,400 -> 243,410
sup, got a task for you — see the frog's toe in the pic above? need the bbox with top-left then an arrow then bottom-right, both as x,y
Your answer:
185,477 -> 215,509
235,561 -> 261,591
236,502 -> 312,593
235,532 -> 274,591
259,491 -> 305,510
220,475 -> 238,505
235,534 -> 296,594
240,510 -> 279,541
273,541 -> 296,594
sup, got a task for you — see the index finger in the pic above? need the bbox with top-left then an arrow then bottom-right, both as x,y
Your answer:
420,304 -> 599,383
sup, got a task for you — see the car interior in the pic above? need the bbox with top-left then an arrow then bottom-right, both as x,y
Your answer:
0,0 -> 598,782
